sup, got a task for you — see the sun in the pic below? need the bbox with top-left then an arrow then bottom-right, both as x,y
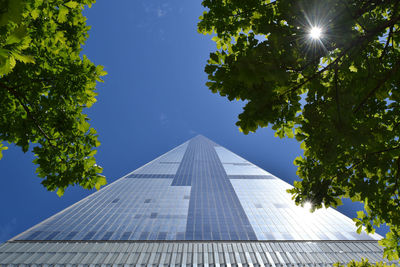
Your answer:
309,26 -> 322,39
303,201 -> 313,211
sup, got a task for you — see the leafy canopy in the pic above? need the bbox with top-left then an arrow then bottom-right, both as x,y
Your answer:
335,258 -> 396,267
0,0 -> 106,196
198,0 -> 400,260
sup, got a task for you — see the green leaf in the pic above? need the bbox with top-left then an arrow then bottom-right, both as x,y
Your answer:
349,65 -> 358,72
56,188 -> 65,197
0,58 -> 12,75
95,65 -> 107,76
31,9 -> 40,20
9,56 -> 16,69
357,210 -> 365,219
0,48 -> 10,59
77,121 -> 90,132
57,6 -> 69,23
11,52 -> 35,64
300,142 -> 306,150
64,1 -> 79,9
285,127 -> 294,138
6,26 -> 27,44
95,175 -> 107,190
0,143 -> 8,160
209,53 -> 219,64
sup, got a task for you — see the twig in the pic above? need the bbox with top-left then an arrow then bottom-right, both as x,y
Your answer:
367,145 -> 400,156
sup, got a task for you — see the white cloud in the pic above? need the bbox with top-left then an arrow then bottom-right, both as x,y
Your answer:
157,6 -> 167,17
142,2 -> 171,18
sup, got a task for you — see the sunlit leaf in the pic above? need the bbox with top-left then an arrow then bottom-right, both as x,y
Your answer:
64,1 -> 79,9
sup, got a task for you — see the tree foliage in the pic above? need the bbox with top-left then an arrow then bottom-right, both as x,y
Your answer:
198,0 -> 400,260
335,258 -> 396,267
0,0 -> 106,196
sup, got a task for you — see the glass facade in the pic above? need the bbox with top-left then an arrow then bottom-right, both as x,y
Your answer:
12,135 -> 381,242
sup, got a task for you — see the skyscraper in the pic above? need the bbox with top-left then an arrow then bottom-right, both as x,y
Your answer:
0,135 -> 392,265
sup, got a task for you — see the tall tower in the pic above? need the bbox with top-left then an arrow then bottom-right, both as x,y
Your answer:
0,135 -> 392,265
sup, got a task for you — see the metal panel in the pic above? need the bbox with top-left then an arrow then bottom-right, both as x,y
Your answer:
244,251 -> 253,266
159,252 -> 167,266
0,241 -> 388,265
148,252 -> 157,265
275,251 -> 286,265
264,251 -> 276,267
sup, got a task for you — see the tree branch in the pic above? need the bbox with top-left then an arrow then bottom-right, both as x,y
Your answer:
283,14 -> 400,96
333,144 -> 400,184
339,0 -> 368,33
353,60 -> 400,113
0,81 -> 55,143
334,62 -> 342,125
380,26 -> 394,60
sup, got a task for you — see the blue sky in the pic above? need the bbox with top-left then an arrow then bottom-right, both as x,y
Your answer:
0,1 -> 388,242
